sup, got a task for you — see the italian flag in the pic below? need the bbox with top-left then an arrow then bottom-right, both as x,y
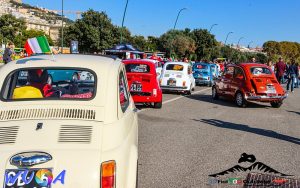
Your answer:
24,36 -> 51,56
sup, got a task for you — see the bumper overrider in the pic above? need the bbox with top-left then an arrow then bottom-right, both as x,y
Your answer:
245,93 -> 288,102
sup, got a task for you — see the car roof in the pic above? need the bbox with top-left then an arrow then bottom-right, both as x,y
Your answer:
123,59 -> 157,64
5,54 -> 120,72
234,63 -> 269,69
165,62 -> 189,66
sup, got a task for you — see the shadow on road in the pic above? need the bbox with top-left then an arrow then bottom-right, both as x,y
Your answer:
193,119 -> 300,145
186,94 -> 270,108
287,110 -> 300,115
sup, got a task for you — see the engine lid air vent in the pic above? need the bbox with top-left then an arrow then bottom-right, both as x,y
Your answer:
0,109 -> 96,121
0,126 -> 19,144
59,125 -> 93,144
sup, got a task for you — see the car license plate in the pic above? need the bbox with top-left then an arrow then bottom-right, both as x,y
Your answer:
130,84 -> 142,92
266,85 -> 276,94
4,168 -> 52,188
167,79 -> 176,86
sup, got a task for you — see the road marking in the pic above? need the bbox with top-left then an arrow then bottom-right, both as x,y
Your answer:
162,88 -> 211,105
137,87 -> 211,113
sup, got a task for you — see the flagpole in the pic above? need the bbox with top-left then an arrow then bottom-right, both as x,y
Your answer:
44,35 -> 56,61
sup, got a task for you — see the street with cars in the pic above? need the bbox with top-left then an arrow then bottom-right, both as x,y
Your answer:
137,85 -> 300,187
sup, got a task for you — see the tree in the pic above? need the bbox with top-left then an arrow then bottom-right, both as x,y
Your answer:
63,9 -> 117,53
190,29 -> 218,60
0,14 -> 26,45
159,30 -> 196,58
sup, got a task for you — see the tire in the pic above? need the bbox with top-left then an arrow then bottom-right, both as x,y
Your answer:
270,101 -> 283,108
47,75 -> 53,85
154,102 -> 162,109
235,91 -> 247,107
212,86 -> 219,100
186,85 -> 192,95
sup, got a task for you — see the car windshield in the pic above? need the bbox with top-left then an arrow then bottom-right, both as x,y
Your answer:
2,68 -> 96,100
126,64 -> 150,73
194,64 -> 209,73
250,67 -> 272,76
166,64 -> 184,71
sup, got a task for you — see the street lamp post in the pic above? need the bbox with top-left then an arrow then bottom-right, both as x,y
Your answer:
173,8 -> 187,30
61,0 -> 64,54
120,0 -> 129,44
237,37 -> 244,47
248,41 -> 253,49
209,24 -> 218,33
224,32 -> 233,45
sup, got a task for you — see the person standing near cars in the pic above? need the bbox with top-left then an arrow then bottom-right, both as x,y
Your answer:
3,42 -> 15,64
286,60 -> 298,93
295,62 -> 299,88
275,57 -> 286,84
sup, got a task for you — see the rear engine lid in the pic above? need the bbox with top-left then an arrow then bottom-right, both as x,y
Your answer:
251,77 -> 282,94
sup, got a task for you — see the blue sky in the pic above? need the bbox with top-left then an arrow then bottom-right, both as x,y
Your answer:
23,0 -> 300,47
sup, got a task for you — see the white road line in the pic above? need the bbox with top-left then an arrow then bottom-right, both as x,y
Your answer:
137,87 -> 211,113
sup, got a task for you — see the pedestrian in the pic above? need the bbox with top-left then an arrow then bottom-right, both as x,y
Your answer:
267,60 -> 275,72
3,42 -> 15,64
251,57 -> 256,63
295,62 -> 299,88
286,59 -> 298,93
275,57 -> 286,84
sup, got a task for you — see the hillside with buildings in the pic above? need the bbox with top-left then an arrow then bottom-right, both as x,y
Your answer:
0,0 -> 73,43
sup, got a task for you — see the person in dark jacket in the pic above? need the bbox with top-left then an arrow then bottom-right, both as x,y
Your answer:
286,60 -> 298,92
295,62 -> 299,88
3,42 -> 15,64
275,57 -> 286,84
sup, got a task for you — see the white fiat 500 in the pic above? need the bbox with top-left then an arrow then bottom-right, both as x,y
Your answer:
160,62 -> 195,94
0,54 -> 138,188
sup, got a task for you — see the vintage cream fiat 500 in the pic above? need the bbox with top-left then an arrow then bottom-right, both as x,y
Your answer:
0,55 -> 138,188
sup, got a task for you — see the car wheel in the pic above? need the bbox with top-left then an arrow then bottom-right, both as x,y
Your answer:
270,101 -> 282,108
154,102 -> 162,109
72,73 -> 79,82
212,86 -> 219,100
186,85 -> 192,95
47,75 -> 53,85
235,92 -> 247,107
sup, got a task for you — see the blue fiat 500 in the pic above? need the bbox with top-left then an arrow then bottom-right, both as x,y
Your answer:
193,62 -> 218,86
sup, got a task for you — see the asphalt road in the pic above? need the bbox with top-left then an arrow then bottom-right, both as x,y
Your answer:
137,86 -> 300,188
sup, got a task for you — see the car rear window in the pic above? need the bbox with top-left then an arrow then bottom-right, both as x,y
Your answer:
166,64 -> 184,71
1,68 -> 96,101
125,64 -> 150,73
250,67 -> 272,75
194,64 -> 208,70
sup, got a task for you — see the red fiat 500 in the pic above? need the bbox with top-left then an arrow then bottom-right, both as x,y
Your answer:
123,59 -> 163,108
212,63 -> 287,108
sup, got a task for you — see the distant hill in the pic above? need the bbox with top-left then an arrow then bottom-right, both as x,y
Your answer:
9,0 -> 74,24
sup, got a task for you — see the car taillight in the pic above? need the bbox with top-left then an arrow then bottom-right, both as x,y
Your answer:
159,79 -> 162,85
101,161 -> 116,188
183,81 -> 186,87
153,89 -> 157,97
208,77 -> 210,81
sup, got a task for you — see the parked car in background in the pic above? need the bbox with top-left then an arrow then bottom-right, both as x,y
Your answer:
212,63 -> 287,108
47,70 -> 80,85
123,59 -> 163,108
0,54 -> 138,188
193,62 -> 214,86
160,62 -> 195,95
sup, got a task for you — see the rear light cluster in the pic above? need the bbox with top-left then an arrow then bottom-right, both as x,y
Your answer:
101,161 -> 116,188
208,77 -> 210,81
183,81 -> 186,87
153,89 -> 157,97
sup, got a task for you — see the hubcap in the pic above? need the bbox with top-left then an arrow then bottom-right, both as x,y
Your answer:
236,93 -> 243,106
